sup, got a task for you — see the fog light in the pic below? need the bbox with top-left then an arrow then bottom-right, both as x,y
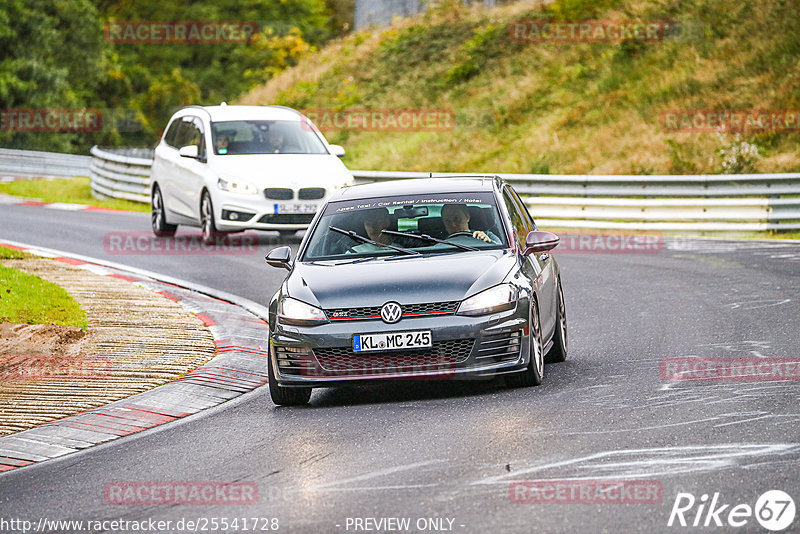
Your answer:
221,209 -> 254,221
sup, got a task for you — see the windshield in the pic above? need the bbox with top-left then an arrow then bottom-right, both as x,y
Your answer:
303,192 -> 508,260
210,120 -> 328,155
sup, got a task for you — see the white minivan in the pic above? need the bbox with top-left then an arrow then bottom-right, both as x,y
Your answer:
150,105 -> 353,243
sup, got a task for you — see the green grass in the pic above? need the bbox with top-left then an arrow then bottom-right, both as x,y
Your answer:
0,245 -> 33,260
0,177 -> 149,213
239,0 -> 800,175
0,257 -> 88,329
755,231 -> 800,240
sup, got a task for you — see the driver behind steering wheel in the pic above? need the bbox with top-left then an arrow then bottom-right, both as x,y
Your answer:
441,204 -> 499,243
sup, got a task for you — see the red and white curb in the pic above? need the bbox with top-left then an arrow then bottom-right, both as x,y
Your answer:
0,193 -> 136,213
0,241 -> 271,474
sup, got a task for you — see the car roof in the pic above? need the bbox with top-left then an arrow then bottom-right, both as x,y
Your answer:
180,105 -> 304,122
329,177 -> 503,201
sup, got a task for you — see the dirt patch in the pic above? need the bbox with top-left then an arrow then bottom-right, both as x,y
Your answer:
1,322 -> 89,356
0,323 -> 93,380
0,257 -> 216,437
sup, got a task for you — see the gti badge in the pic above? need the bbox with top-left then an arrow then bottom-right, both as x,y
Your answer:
380,302 -> 402,324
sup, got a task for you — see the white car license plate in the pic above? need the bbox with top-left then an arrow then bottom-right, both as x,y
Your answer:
353,331 -> 432,352
274,202 -> 318,214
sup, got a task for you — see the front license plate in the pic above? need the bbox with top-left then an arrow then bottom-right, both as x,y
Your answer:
274,202 -> 318,214
353,331 -> 432,352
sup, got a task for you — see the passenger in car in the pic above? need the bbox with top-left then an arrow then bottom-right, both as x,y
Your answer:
214,135 -> 231,154
441,204 -> 499,243
268,130 -> 288,153
348,207 -> 396,253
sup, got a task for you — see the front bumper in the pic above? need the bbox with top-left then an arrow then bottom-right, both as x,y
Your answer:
270,302 -> 531,387
215,199 -> 321,231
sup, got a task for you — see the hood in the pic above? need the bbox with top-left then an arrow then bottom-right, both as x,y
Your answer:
286,250 -> 516,309
211,154 -> 353,188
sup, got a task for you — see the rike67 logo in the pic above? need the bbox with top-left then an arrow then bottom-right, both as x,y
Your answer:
668,490 -> 795,531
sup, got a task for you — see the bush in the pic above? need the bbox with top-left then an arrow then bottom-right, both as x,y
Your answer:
716,133 -> 760,174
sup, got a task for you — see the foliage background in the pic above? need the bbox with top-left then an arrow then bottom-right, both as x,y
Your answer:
0,0 -> 348,152
240,0 -> 800,175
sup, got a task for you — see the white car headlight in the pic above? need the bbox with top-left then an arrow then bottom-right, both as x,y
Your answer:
457,284 -> 518,316
217,177 -> 258,195
279,297 -> 328,325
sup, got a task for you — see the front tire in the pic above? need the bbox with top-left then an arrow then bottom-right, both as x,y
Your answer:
200,191 -> 218,246
545,277 -> 568,363
268,350 -> 312,406
506,299 -> 544,388
151,186 -> 177,237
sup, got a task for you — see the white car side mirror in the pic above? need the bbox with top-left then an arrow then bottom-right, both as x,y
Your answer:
329,144 -> 345,157
179,145 -> 199,159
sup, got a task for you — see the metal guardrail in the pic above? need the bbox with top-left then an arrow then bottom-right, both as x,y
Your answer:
0,148 -> 91,178
351,171 -> 800,231
64,147 -> 800,231
89,146 -> 152,203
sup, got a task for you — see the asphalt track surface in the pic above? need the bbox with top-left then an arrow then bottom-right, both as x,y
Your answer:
1,203 -> 799,533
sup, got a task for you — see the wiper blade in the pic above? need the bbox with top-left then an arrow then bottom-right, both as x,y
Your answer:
329,226 -> 420,256
382,229 -> 477,251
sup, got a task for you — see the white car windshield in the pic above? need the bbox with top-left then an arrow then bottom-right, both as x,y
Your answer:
303,193 -> 509,260
211,120 -> 328,155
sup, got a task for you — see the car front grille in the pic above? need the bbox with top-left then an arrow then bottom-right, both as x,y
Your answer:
311,339 -> 474,376
475,330 -> 523,364
258,213 -> 315,225
264,188 -> 294,200
298,187 -> 325,200
326,301 -> 460,322
275,340 -> 474,378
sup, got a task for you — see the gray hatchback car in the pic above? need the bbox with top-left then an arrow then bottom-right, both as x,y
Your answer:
265,176 -> 567,405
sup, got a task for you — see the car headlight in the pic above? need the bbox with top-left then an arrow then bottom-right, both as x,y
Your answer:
457,284 -> 518,316
278,297 -> 328,326
217,177 -> 258,195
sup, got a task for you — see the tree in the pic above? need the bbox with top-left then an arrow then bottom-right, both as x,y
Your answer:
0,0 -> 104,151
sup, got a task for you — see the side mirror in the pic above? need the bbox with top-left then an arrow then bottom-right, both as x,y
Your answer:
329,144 -> 346,157
179,145 -> 199,159
265,246 -> 292,270
522,230 -> 559,255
